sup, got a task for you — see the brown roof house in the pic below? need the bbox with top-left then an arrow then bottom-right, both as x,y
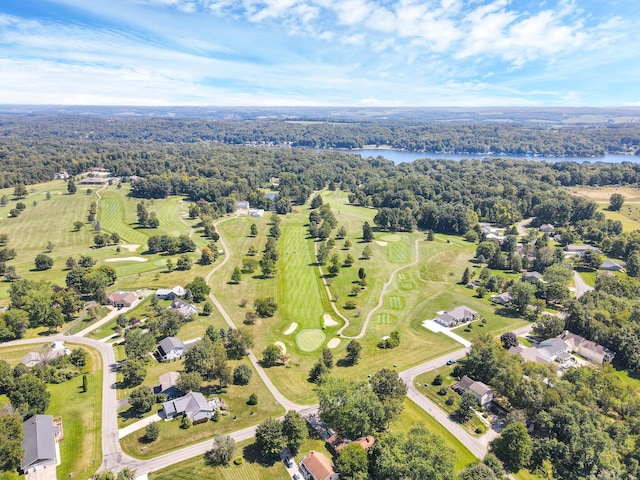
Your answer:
299,450 -> 339,480
454,375 -> 494,408
558,330 -> 615,364
106,291 -> 139,308
327,432 -> 376,454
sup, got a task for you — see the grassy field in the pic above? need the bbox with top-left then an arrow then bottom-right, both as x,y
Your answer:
0,342 -> 103,480
120,357 -> 284,458
568,186 -> 640,232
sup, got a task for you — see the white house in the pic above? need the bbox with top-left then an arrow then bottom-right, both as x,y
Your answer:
155,286 -> 186,300
171,298 -> 198,319
490,292 -> 513,305
455,375 -> 494,408
435,306 -> 478,328
538,338 -> 569,361
235,200 -> 250,210
539,223 -> 555,233
157,336 -> 186,361
22,342 -> 71,368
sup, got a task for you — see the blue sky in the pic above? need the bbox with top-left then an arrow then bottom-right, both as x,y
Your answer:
0,0 -> 638,106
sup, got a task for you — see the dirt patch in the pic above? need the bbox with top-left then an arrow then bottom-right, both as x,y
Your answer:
327,338 -> 340,349
105,256 -> 147,263
323,314 -> 338,327
274,341 -> 286,355
283,322 -> 298,335
120,244 -> 140,252
375,241 -> 388,247
568,186 -> 640,202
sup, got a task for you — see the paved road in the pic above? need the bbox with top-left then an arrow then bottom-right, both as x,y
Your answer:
516,217 -> 534,236
573,270 -> 594,298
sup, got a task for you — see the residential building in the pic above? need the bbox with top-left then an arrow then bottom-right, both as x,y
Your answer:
106,291 -> 139,308
454,375 -> 494,408
538,338 -> 569,361
21,415 -> 58,473
153,371 -> 181,398
155,286 -> 186,300
171,298 -> 198,319
162,391 -> 214,422
157,336 -> 186,361
22,342 -> 71,368
558,330 -> 615,364
565,244 -> 602,257
299,450 -> 339,480
490,292 -> 513,305
435,306 -> 478,328
523,271 -> 543,282
539,223 -> 555,233
599,259 -> 624,271
235,200 -> 250,210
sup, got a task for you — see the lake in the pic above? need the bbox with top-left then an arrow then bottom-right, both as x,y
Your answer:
346,149 -> 639,165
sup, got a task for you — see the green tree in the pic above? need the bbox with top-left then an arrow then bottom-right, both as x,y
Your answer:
67,179 -> 77,194
8,374 -> 50,416
0,411 -> 23,472
362,222 -> 374,242
262,344 -> 282,367
322,348 -> 334,369
185,276 -> 210,302
371,426 -> 455,480
176,371 -> 203,395
335,442 -> 368,480
456,391 -> 478,423
129,385 -> 155,414
124,330 -> 155,360
370,368 -> 407,425
509,281 -> 537,315
254,297 -> 277,317
205,434 -> 236,466
458,462 -> 499,480
177,254 -> 193,271
361,245 -> 373,260
231,266 -> 242,283
345,340 -> 362,365
609,193 -> 624,211
309,360 -> 329,383
311,194 -> 324,209
121,360 -> 147,387
582,250 -> 603,271
233,364 -> 252,385
144,421 -> 160,442
282,410 -> 307,454
461,267 -> 471,285
533,314 -> 565,339
627,252 -> 640,277
490,422 -> 532,472
34,254 -> 54,270
255,417 -> 286,457
13,185 -> 28,199
199,247 -> 215,265
250,223 -> 258,236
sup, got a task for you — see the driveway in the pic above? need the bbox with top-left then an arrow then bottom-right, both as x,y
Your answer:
573,270 -> 594,298
422,319 -> 472,347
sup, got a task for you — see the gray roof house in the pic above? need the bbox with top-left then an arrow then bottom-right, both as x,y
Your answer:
565,244 -> 602,257
162,391 -> 213,422
157,336 -> 186,361
490,292 -> 513,305
454,375 -> 494,408
153,371 -> 181,398
538,338 -> 569,361
171,298 -> 198,319
523,271 -> 543,282
599,259 -> 624,271
21,415 -> 58,473
435,306 -> 478,328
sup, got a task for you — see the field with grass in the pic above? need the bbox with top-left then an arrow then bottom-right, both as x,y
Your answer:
568,186 -> 640,232
0,342 -> 103,480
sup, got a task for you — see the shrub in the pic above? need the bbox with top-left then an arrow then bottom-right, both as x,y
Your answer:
234,457 -> 244,465
247,393 -> 258,405
438,387 -> 448,396
144,422 -> 160,442
445,396 -> 455,406
181,416 -> 192,429
432,374 -> 443,386
233,364 -> 253,385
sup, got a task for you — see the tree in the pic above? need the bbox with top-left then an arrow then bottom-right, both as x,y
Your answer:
533,314 -> 565,339
362,222 -> 374,242
231,266 -> 242,283
345,340 -> 362,365
262,344 -> 282,367
121,360 -> 147,386
205,434 -> 236,466
124,330 -> 155,360
627,252 -> 640,277
144,421 -> 160,442
250,223 -> 258,236
129,385 -> 155,414
176,371 -> 203,395
13,185 -> 28,199
358,267 -> 366,280
509,281 -> 536,315
0,411 -> 23,473
255,417 -> 286,457
362,245 -> 372,260
609,193 -> 624,211
233,364 -> 252,385
500,332 -> 518,349
177,254 -> 192,270
461,267 -> 471,285
185,276 -> 210,302
456,391 -> 477,423
8,374 -> 50,416
309,360 -> 330,383
282,410 -> 307,454
199,246 -> 215,265
317,377 -> 386,439
34,254 -> 53,270
337,225 -> 347,238
248,393 -> 258,405
371,426 -> 455,480
336,442 -> 368,480
582,249 -> 603,271
322,348 -> 334,369
370,368 -> 407,425
458,462 -> 499,480
311,194 -> 324,209
255,297 -> 277,317
67,179 -> 77,194
490,422 -> 532,472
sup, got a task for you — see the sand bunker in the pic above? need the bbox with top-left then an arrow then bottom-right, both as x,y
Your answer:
323,314 -> 339,327
105,256 -> 148,263
274,341 -> 286,354
283,322 -> 298,335
120,244 -> 140,252
327,338 -> 341,349
375,241 -> 388,247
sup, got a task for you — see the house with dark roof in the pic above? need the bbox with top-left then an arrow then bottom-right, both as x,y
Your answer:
21,415 -> 58,473
157,336 -> 185,361
435,306 -> 478,328
106,291 -> 139,308
453,375 -> 493,408
299,450 -> 339,480
599,259 -> 624,271
523,271 -> 543,282
153,371 -> 181,398
490,292 -> 513,305
162,391 -> 214,422
565,244 -> 602,257
557,330 -> 615,364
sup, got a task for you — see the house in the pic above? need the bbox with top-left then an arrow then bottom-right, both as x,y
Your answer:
565,244 -> 602,257
299,451 -> 339,480
21,415 -> 58,473
454,375 -> 494,408
435,306 -> 478,328
248,208 -> 265,217
509,345 -> 553,366
157,336 -> 186,361
78,176 -> 111,185
599,259 -> 624,271
106,291 -> 139,308
235,200 -> 250,210
162,391 -> 214,422
55,171 -> 70,179
523,271 -> 543,282
538,338 -> 569,361
155,285 -> 186,300
171,298 -> 198,319
558,331 -> 585,352
557,330 -> 615,364
353,435 -> 376,451
539,223 -> 555,233
326,433 -> 348,453
490,292 -> 513,305
153,371 -> 181,398
22,342 -> 71,368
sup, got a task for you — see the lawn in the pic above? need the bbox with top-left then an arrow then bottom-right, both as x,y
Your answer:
0,342 -> 103,480
119,358 -> 284,458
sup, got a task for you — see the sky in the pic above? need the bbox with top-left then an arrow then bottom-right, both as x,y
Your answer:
0,0 -> 639,107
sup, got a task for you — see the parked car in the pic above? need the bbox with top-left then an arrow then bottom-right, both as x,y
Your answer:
446,359 -> 457,365
284,457 -> 293,468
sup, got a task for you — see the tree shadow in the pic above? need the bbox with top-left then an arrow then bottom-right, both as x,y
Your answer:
494,307 -> 521,318
241,442 -> 278,467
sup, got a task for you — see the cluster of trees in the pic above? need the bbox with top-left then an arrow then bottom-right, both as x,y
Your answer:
255,411 -> 308,457
136,202 -> 159,228
65,264 -> 117,303
459,334 -> 640,477
146,234 -> 196,254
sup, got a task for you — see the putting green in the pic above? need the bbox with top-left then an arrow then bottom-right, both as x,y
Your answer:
380,233 -> 402,242
295,329 -> 326,352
